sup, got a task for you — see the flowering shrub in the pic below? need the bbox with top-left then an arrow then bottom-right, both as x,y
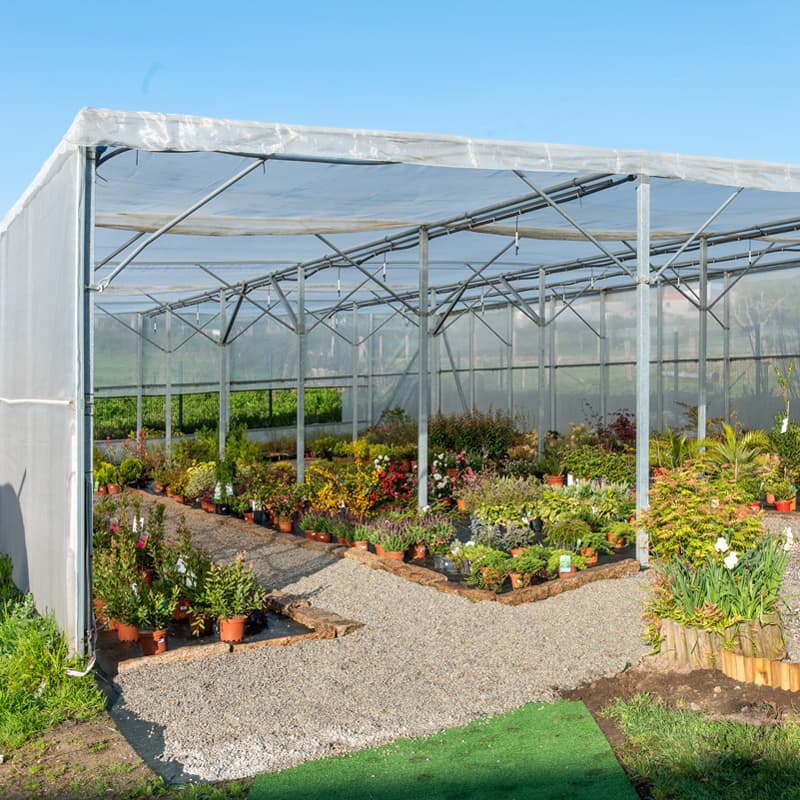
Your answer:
646,531 -> 790,633
370,454 -> 416,506
644,464 -> 763,563
307,460 -> 376,517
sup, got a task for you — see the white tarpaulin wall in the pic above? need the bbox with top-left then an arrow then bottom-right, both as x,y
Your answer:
0,144 -> 88,652
5,106 -> 800,652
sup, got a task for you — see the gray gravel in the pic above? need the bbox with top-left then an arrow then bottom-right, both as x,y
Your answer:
110,508 -> 651,782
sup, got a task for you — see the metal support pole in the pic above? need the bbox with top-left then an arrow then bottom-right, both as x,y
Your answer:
469,311 -> 476,411
537,268 -> 546,457
635,175 -> 651,567
723,272 -> 731,420
599,291 -> 608,426
506,302 -> 514,417
417,229 -> 429,510
352,303 -> 359,441
165,309 -> 172,461
79,146 -> 96,655
697,238 -> 708,441
431,290 -> 441,414
673,332 -> 679,401
296,266 -> 306,483
135,313 -> 143,436
656,280 -> 664,431
218,290 -> 228,461
367,312 -> 375,425
549,306 -> 556,432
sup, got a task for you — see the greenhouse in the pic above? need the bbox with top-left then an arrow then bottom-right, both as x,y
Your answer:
3,107 -> 800,652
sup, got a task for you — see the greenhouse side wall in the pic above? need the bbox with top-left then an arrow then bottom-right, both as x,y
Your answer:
0,146 -> 84,652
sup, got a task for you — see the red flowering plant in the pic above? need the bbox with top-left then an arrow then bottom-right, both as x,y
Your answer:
370,454 -> 416,507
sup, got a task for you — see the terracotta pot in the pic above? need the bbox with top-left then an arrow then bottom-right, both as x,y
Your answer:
579,546 -> 599,566
775,499 -> 793,512
200,498 -> 215,513
509,571 -> 530,590
173,598 -> 190,621
304,529 -> 316,540
456,498 -> 466,512
558,566 -> 577,578
278,516 -> 293,533
766,492 -> 776,505
219,615 -> 248,643
749,501 -> 762,511
115,622 -> 140,643
545,474 -> 564,487
107,483 -> 122,495
243,511 -> 255,524
510,547 -> 527,558
607,531 -> 626,548
153,483 -> 166,495
337,536 -> 350,545
139,628 -> 168,656
97,484 -> 108,495
353,540 -> 369,551
139,568 -> 155,586
374,543 -> 385,557
480,565 -> 504,590
315,531 -> 332,543
92,598 -> 110,627
406,543 -> 427,561
381,550 -> 405,561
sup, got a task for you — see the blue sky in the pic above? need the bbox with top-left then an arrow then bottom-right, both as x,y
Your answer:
2,1 -> 798,218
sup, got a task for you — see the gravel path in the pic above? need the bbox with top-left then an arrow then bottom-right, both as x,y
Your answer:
766,511 -> 800,660
108,498 -> 651,782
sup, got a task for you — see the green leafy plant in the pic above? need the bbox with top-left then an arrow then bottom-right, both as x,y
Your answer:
509,545 -> 550,583
118,457 -> 144,485
643,464 -> 763,563
193,553 -> 265,621
133,582 -> 180,631
543,518 -> 593,550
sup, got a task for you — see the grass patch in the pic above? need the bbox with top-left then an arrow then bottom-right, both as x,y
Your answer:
249,700 -> 636,800
0,594 -> 105,749
604,692 -> 800,799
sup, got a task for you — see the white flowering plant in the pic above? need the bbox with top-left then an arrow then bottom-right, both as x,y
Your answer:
647,532 -> 789,633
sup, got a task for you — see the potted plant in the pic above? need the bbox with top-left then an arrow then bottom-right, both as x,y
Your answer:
467,548 -> 511,592
509,544 -> 549,589
184,461 -> 216,508
214,460 -> 236,513
604,520 -> 635,549
764,475 -> 796,511
151,463 -> 172,495
368,519 -> 408,560
94,538 -> 140,643
192,552 -> 265,643
575,529 -> 613,565
537,450 -> 564,487
269,483 -> 306,532
547,549 -> 588,579
299,509 -> 333,542
134,581 -> 180,655
543,518 -> 593,551
119,457 -> 145,487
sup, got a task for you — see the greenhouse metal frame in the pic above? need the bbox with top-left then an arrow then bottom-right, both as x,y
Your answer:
3,107 -> 800,652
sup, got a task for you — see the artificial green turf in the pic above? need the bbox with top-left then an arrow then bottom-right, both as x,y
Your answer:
248,700 -> 637,800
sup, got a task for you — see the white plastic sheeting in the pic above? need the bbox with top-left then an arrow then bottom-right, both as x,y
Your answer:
0,146 -> 86,652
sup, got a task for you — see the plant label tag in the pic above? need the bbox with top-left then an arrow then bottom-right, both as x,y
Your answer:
559,554 -> 572,573
226,482 -> 234,498
214,482 -> 222,502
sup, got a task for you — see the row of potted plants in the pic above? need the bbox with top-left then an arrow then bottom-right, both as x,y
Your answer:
92,497 -> 267,653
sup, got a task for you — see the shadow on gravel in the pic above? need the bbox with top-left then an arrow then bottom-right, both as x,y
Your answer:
108,702 -> 197,784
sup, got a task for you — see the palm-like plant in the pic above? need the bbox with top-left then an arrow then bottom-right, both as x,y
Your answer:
705,424 -> 764,483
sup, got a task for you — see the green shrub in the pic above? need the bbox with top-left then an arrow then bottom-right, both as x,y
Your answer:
429,410 -> 518,461
644,464 -> 764,563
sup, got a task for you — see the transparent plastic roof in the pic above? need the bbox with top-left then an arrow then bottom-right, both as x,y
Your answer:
8,107 -> 800,322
